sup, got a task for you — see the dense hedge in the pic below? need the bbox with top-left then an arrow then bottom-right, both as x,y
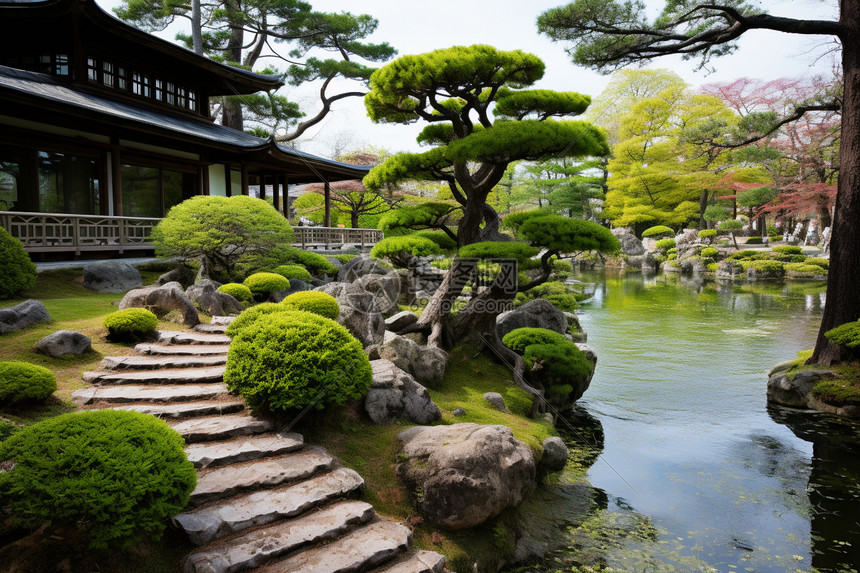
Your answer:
0,227 -> 36,299
225,302 -> 292,338
0,361 -> 56,405
698,229 -> 717,239
282,291 -> 339,320
641,226 -> 674,238
0,410 -> 196,549
103,308 -> 158,341
413,230 -> 458,252
281,247 -> 339,276
805,257 -> 829,269
217,282 -> 253,302
784,263 -> 827,277
370,235 -> 441,266
773,245 -> 803,255
502,328 -> 569,354
243,272 -> 290,296
273,264 -> 313,282
655,238 -> 676,251
224,310 -> 372,413
701,247 -> 719,258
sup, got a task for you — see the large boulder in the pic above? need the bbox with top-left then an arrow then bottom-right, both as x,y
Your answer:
496,298 -> 568,340
385,310 -> 418,332
365,359 -> 441,425
155,265 -> 196,289
396,423 -> 536,529
0,300 -> 51,334
377,331 -> 448,387
82,261 -> 142,293
357,272 -> 402,316
35,330 -> 92,357
185,280 -> 243,316
538,436 -> 570,475
337,255 -> 386,283
119,281 -> 200,327
611,228 -> 645,256
315,282 -> 385,347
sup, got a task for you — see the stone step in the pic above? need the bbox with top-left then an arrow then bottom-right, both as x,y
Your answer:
211,316 -> 236,326
184,432 -> 304,469
135,343 -> 231,356
189,447 -> 336,507
182,501 -> 376,573
370,550 -> 448,573
82,366 -> 225,385
174,467 -> 365,545
255,520 -> 412,573
194,323 -> 229,334
72,383 -> 229,405
169,414 -> 273,444
100,354 -> 227,371
107,399 -> 246,420
159,331 -> 232,345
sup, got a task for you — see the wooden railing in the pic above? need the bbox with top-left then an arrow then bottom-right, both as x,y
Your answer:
0,211 -> 383,254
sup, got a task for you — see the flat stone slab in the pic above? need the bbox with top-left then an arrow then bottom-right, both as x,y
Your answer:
193,323 -> 228,334
107,399 -> 246,420
183,501 -> 375,573
372,551 -> 447,573
72,383 -> 228,405
190,447 -> 336,506
82,366 -> 225,385
158,331 -> 232,345
211,316 -> 236,325
185,432 -> 304,469
100,354 -> 227,371
135,343 -> 231,356
174,467 -> 365,545
170,414 -> 273,444
256,520 -> 411,573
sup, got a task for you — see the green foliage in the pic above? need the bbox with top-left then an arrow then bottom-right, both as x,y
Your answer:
292,192 -> 341,226
0,227 -> 36,299
413,230 -> 458,252
773,245 -> 803,255
667,253 -> 677,261
706,262 -> 719,272
103,308 -> 158,341
273,264 -> 313,282
225,303 -> 292,338
502,210 -> 554,233
0,410 -> 196,549
515,281 -> 582,312
727,249 -> 761,261
523,343 -> 593,386
737,186 -> 778,208
150,196 -> 294,276
502,327 -> 569,354
717,220 -> 744,232
224,310 -> 372,413
217,282 -> 252,302
704,205 -> 731,223
518,215 -> 620,254
332,254 -> 358,264
810,379 -> 860,406
805,257 -> 829,269
370,236 -> 441,266
0,361 -> 56,405
641,225 -> 674,238
784,263 -> 827,277
281,247 -> 339,276
666,247 -> 677,255
745,237 -> 764,244
459,241 -> 540,263
825,320 -> 860,348
698,229 -> 717,239
282,291 -> 339,320
655,238 -> 676,251
243,272 -> 290,296
377,203 -> 459,236
740,260 -> 785,274
700,247 -> 719,258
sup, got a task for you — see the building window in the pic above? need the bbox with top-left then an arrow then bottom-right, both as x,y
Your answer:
117,66 -> 127,90
121,164 -> 196,218
176,86 -> 186,109
188,90 -> 197,112
87,57 -> 97,81
102,61 -> 114,88
55,54 -> 69,77
165,81 -> 176,106
154,78 -> 163,101
38,151 -> 101,215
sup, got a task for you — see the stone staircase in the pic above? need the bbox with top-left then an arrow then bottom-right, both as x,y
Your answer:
72,319 -> 446,573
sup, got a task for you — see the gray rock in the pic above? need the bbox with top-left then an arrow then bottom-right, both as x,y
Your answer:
680,256 -> 707,276
716,259 -> 745,280
611,228 -> 645,256
186,280 -> 243,316
563,312 -> 587,342
377,332 -> 448,387
0,299 -> 51,334
120,281 -> 200,326
496,298 -> 568,339
365,359 -> 442,425
397,423 -> 536,529
452,407 -> 466,417
315,282 -> 385,347
156,265 -> 196,288
539,437 -> 569,474
385,310 -> 418,332
357,272 -> 402,316
767,369 -> 837,409
483,392 -> 506,411
675,228 -> 700,247
34,330 -> 91,357
337,255 -> 386,283
83,260 -> 142,293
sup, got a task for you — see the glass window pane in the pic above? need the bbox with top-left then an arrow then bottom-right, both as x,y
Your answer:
38,151 -> 100,214
0,150 -> 21,211
121,164 -> 160,218
163,170 -> 184,212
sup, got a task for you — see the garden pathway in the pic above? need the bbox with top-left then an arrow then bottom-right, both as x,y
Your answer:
72,319 -> 446,573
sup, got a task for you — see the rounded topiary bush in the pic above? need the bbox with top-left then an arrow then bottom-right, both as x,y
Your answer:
698,229 -> 717,240
825,320 -> 860,349
502,328 -> 569,353
0,227 -> 36,299
217,282 -> 252,302
282,291 -> 340,320
103,308 -> 158,341
773,245 -> 803,255
784,263 -> 827,277
514,281 -> 581,312
224,310 -> 372,413
641,225 -> 674,238
225,302 -> 292,338
370,235 -> 441,268
243,272 -> 290,298
0,361 -> 57,405
0,409 -> 196,549
805,257 -> 829,269
655,238 -> 676,251
701,247 -> 719,259
273,264 -> 313,282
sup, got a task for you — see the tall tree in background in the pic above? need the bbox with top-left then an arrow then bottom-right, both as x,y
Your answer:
538,0 -> 855,366
115,0 -> 395,137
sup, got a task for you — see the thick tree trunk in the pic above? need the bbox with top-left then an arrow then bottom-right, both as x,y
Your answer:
191,0 -> 203,55
809,0 -> 860,365
699,189 -> 709,229
407,257 -> 476,347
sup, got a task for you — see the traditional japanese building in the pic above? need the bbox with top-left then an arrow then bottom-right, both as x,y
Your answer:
0,0 -> 372,256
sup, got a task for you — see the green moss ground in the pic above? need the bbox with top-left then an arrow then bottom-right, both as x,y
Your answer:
784,350 -> 860,406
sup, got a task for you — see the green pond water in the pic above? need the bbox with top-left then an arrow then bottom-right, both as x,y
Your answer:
537,272 -> 860,572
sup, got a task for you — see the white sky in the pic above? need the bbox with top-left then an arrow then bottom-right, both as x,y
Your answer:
95,0 -> 839,157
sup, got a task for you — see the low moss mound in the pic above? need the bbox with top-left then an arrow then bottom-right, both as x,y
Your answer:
810,379 -> 860,406
0,361 -> 57,405
217,282 -> 252,302
784,262 -> 827,277
103,308 -> 158,341
697,229 -> 717,239
0,227 -> 37,300
641,226 -> 674,238
272,264 -> 313,282
655,238 -> 676,251
515,281 -> 584,312
773,245 -> 803,255
282,291 -> 339,320
243,272 -> 290,296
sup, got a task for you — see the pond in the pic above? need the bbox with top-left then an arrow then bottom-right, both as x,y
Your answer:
538,272 -> 860,572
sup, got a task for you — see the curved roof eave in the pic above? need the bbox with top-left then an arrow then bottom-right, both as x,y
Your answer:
269,140 -> 374,181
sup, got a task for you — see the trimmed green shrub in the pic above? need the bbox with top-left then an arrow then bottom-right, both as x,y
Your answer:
217,282 -> 252,302
371,235 -> 441,267
805,257 -> 829,270
727,249 -> 762,261
522,343 -> 594,384
698,229 -> 717,239
244,272 -> 290,297
502,328 -> 569,354
279,248 -> 338,276
740,260 -> 785,274
430,258 -> 453,270
666,247 -> 677,255
667,253 -> 677,261
225,302 -> 292,338
655,238 -> 676,251
641,225 -> 674,238
502,209 -> 553,233
0,410 -> 196,549
515,281 -> 582,312
0,362 -> 56,405
744,237 -> 763,244
224,310 -> 372,413
0,418 -> 17,441
811,379 -> 860,406
0,227 -> 36,299
103,308 -> 158,341
282,291 -> 339,320
414,230 -> 458,252
654,254 -> 667,264
773,245 -> 803,255
784,263 -> 827,277
273,264 -> 313,282
706,262 -> 719,272
701,247 -> 719,258
332,254 -> 358,264
825,320 -> 860,348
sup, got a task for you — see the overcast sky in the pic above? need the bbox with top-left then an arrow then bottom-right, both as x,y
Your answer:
96,0 -> 839,157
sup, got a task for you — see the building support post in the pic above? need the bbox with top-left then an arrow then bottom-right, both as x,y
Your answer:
324,180 -> 331,227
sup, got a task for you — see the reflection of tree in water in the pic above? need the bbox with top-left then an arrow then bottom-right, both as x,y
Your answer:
769,405 -> 860,571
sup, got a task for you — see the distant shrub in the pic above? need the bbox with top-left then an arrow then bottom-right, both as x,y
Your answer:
243,272 -> 290,298
825,320 -> 860,348
502,328 -> 569,354
641,226 -> 674,238
0,410 -> 196,549
371,236 -> 441,267
805,257 -> 829,269
273,264 -> 313,282
727,250 -> 762,261
655,238 -> 676,251
701,247 -> 719,258
430,258 -> 453,270
0,227 -> 36,299
741,260 -> 784,274
225,310 -> 372,413
225,302 -> 291,338
332,254 -> 358,264
773,245 -> 803,255
745,237 -> 764,244
697,229 -> 717,239
553,259 -> 573,275
515,281 -> 582,312
706,262 -> 719,272
654,254 -> 667,264
217,283 -> 252,302
667,248 -> 678,255
282,291 -> 339,320
784,263 -> 827,277
413,230 -> 458,252
667,253 -> 677,261
103,308 -> 158,341
0,362 -> 56,405
281,247 -> 338,276
810,379 -> 860,406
